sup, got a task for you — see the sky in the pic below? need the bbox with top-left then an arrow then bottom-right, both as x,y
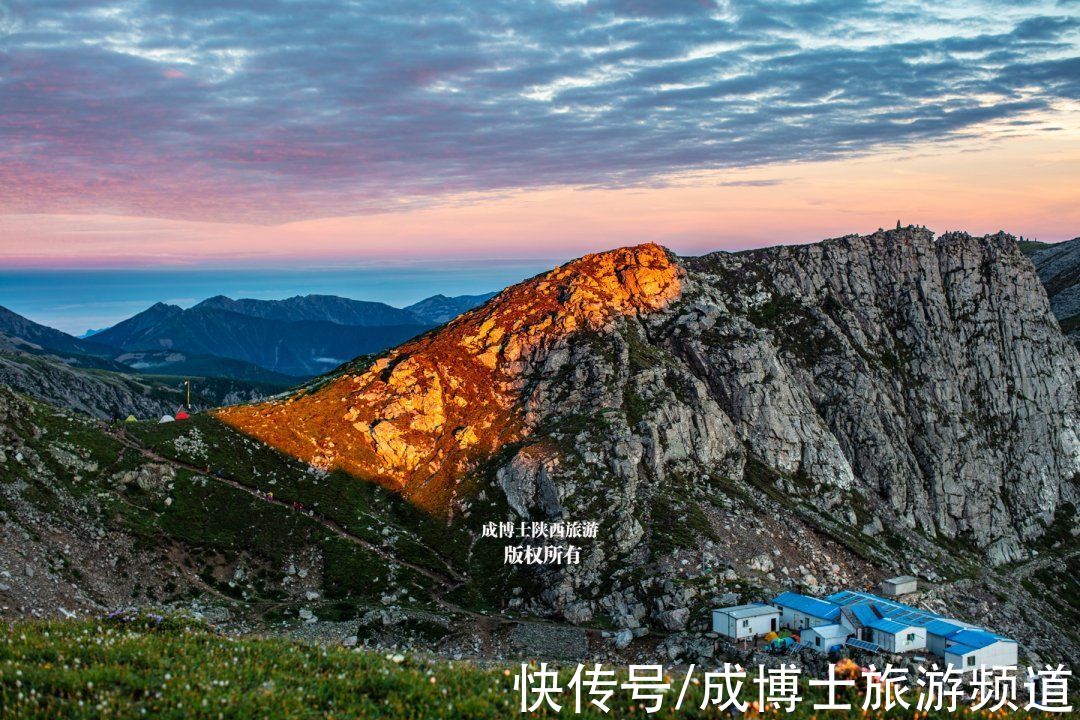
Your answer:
1,1 -> 1079,310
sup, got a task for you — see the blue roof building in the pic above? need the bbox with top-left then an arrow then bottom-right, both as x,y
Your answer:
826,590 -> 941,627
772,591 -> 841,629
749,586 -> 1015,664
948,629 -> 1010,650
943,629 -> 1018,671
867,618 -> 911,635
848,603 -> 880,628
925,618 -> 983,656
925,619 -> 968,638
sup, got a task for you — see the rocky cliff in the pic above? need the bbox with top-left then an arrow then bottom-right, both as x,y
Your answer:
215,228 -> 1078,630
676,229 -> 1078,562
1029,236 -> 1080,346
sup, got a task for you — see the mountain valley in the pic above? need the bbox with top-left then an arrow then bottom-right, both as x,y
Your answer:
0,292 -> 496,419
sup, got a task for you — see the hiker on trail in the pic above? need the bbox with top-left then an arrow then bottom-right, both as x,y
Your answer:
216,468 -> 223,478
267,491 -> 273,502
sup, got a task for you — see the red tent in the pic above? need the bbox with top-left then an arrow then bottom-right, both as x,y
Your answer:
175,409 -> 190,420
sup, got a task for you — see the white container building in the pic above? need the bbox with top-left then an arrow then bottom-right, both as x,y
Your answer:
772,591 -> 841,630
880,575 -> 918,597
801,623 -> 851,653
712,603 -> 779,640
942,629 -> 1018,672
866,618 -> 927,653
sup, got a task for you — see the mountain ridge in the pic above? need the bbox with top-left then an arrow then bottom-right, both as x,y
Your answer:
0,305 -> 113,357
216,244 -> 682,513
404,293 -> 499,324
193,294 -> 421,327
0,338 -> 290,419
0,292 -> 499,415
93,305 -> 429,377
89,292 -> 498,377
89,302 -> 184,349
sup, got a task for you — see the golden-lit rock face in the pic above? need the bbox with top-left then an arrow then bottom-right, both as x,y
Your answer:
214,243 -> 683,514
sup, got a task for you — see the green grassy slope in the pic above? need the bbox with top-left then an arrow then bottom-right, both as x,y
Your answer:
0,614 -> 1061,719
2,392 -> 524,622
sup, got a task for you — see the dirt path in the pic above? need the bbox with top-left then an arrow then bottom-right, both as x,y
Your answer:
99,424 -> 632,638
102,426 -> 477,614
1003,547 -> 1079,582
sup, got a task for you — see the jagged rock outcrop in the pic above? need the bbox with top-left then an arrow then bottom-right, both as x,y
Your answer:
215,229 -> 1078,623
2,230 -> 1078,663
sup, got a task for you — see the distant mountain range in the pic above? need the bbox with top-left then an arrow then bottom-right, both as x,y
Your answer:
0,327 -> 291,419
89,292 -> 495,377
194,294 -> 420,326
92,304 -> 429,378
404,293 -> 497,324
0,291 -> 496,415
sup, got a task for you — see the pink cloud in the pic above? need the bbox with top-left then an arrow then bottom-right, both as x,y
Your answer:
3,128 -> 1078,270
